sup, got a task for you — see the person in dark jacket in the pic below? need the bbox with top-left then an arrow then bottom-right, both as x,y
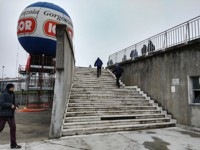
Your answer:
0,84 -> 21,149
147,40 -> 155,53
113,64 -> 124,88
130,49 -> 138,59
141,44 -> 147,55
94,57 -> 103,77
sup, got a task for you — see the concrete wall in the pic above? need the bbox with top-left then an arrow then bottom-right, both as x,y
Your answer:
49,24 -> 75,138
108,39 -> 200,128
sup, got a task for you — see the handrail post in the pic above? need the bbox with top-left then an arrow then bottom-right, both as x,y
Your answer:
164,31 -> 168,49
186,21 -> 190,42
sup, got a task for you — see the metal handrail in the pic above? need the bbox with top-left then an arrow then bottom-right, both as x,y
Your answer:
107,15 -> 200,66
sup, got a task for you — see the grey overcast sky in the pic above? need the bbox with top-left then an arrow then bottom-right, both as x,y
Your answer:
1,0 -> 200,77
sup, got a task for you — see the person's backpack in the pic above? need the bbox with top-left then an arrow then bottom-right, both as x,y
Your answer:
116,67 -> 123,76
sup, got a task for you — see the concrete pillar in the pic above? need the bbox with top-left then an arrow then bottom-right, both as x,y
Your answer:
49,24 -> 75,138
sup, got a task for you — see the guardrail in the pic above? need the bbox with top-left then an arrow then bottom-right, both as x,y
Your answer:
108,16 -> 200,66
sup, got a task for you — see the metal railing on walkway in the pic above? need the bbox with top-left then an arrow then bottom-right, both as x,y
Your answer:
108,16 -> 200,66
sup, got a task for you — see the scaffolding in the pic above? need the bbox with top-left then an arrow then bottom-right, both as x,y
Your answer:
18,54 -> 55,108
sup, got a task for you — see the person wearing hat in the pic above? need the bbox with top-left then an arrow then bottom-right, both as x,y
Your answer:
0,83 -> 21,149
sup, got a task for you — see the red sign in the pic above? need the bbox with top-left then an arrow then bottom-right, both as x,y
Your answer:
43,20 -> 58,37
68,28 -> 73,38
17,18 -> 36,35
44,20 -> 73,38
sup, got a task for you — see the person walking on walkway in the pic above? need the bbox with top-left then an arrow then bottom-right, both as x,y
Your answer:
0,84 -> 21,149
94,57 -> 103,77
113,64 -> 124,88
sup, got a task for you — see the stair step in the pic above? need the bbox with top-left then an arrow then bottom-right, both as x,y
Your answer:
71,86 -> 117,89
73,79 -> 115,81
74,77 -> 113,79
65,114 -> 166,122
68,102 -> 153,107
66,110 -> 161,117
69,99 -> 148,103
70,91 -> 138,94
70,88 -> 137,92
73,84 -> 116,86
69,93 -> 140,97
73,80 -> 114,82
69,95 -> 144,99
73,80 -> 116,83
67,106 -> 157,112
62,122 -> 175,136
71,88 -> 123,91
70,91 -> 139,95
63,118 -> 171,129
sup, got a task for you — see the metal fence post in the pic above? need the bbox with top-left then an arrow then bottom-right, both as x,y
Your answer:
164,31 -> 168,49
186,22 -> 190,42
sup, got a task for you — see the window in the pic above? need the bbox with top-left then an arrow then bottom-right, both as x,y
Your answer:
188,76 -> 200,104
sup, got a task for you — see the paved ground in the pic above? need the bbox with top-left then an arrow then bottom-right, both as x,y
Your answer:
1,127 -> 200,150
0,109 -> 52,145
1,109 -> 200,149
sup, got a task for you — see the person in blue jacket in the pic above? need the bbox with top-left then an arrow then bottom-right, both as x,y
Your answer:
0,84 -> 21,149
94,57 -> 103,77
113,64 -> 124,88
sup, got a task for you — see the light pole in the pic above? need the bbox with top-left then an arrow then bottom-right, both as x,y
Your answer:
1,66 -> 4,92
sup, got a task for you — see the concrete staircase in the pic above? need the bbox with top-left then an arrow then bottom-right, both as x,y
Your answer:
62,67 -> 176,136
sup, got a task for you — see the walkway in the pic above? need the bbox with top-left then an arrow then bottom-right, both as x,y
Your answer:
1,127 -> 200,150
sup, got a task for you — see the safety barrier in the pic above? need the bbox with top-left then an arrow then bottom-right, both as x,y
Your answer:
108,16 -> 200,66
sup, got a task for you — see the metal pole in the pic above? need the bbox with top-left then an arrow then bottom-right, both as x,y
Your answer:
15,52 -> 18,77
38,54 -> 44,107
164,31 -> 167,49
186,22 -> 190,42
26,72 -> 30,108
